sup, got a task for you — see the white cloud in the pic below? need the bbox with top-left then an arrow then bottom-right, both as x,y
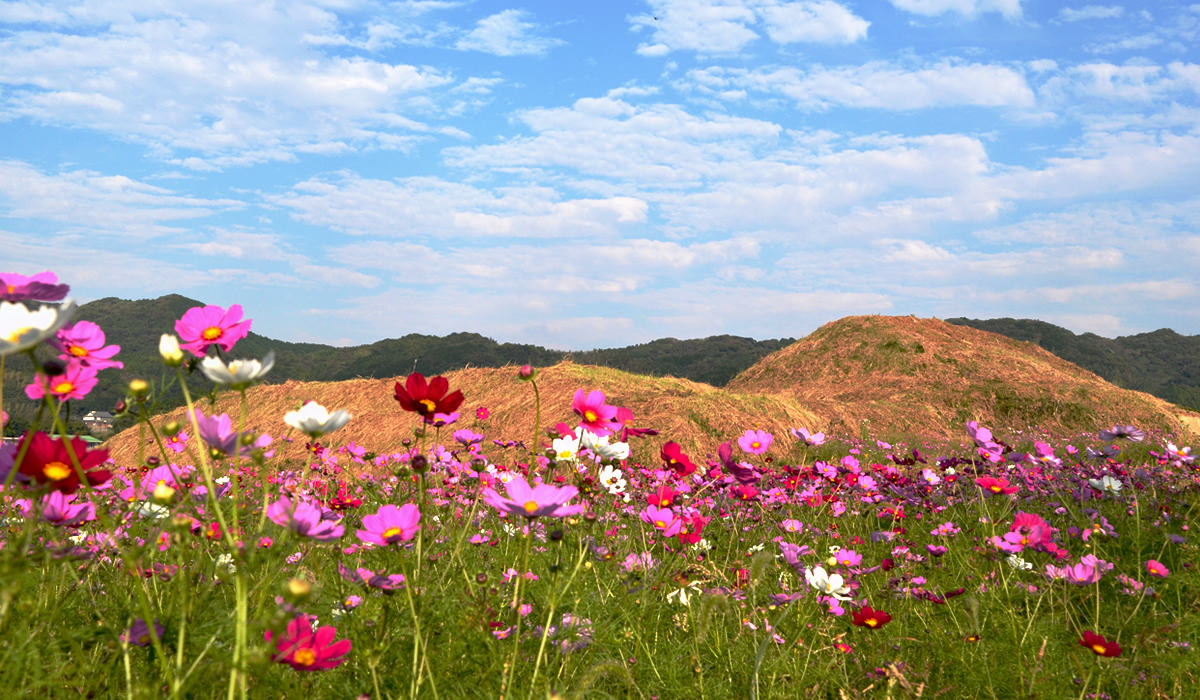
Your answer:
0,159 -> 240,238
889,0 -> 1022,19
686,61 -> 1035,110
455,9 -> 563,56
1058,5 -> 1124,22
758,1 -> 869,44
0,2 -> 461,168
268,172 -> 649,239
629,0 -> 868,55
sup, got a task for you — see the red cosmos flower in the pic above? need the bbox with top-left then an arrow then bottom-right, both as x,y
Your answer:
976,475 -> 1018,495
266,615 -> 351,671
647,485 -> 677,507
661,441 -> 697,477
1079,630 -> 1121,657
15,431 -> 111,493
851,606 -> 892,629
394,372 -> 464,421
676,513 -> 709,545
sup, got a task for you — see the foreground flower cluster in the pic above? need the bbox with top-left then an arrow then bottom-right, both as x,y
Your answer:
0,269 -> 1197,699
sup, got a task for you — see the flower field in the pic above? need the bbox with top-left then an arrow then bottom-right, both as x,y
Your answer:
1,271 -> 1198,699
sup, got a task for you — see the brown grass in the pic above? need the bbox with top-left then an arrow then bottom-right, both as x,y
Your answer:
105,361 -> 824,467
727,315 -> 1200,443
106,316 -> 1200,467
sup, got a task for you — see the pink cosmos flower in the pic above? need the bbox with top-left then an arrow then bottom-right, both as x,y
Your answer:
24,363 -> 100,402
266,614 -> 351,671
790,427 -> 825,446
572,389 -> 620,437
483,474 -> 584,519
174,304 -> 252,357
164,431 -> 189,454
738,429 -> 773,455
355,503 -> 421,545
338,562 -> 407,590
25,490 -> 96,527
640,505 -> 681,536
121,619 -> 164,647
976,475 -> 1018,495
267,497 -> 345,541
0,271 -> 69,302
834,549 -> 863,567
1145,559 -> 1170,578
52,321 -> 122,370
191,409 -> 273,458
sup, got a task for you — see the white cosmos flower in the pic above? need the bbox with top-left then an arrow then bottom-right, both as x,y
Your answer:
1087,475 -> 1123,495
159,334 -> 184,366
598,464 -> 626,494
804,566 -> 851,600
0,299 -> 76,356
200,351 -> 274,389
552,435 -> 579,461
284,400 -> 352,438
596,440 -> 631,461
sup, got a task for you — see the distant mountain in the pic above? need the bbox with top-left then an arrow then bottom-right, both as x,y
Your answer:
945,318 -> 1200,412
1,295 -> 790,435
728,315 -> 1199,441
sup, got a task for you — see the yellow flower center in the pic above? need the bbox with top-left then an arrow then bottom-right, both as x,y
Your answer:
137,634 -> 151,645
382,526 -> 403,540
1091,643 -> 1107,655
584,410 -> 598,423
751,441 -> 761,449
419,399 -> 436,414
293,648 -> 317,666
654,519 -> 666,528
202,326 -> 222,341
866,618 -> 878,628
43,461 -> 72,481
558,451 -> 573,459
69,345 -> 88,357
54,381 -> 74,394
523,500 -> 539,514
6,326 -> 32,343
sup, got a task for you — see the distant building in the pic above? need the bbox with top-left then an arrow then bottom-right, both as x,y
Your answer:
82,410 -> 115,434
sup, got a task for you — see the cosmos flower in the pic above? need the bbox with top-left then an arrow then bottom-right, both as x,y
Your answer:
0,271 -> 69,302
805,566 -> 851,601
266,615 -> 351,671
52,320 -> 122,370
737,429 -> 773,455
14,431 -> 111,493
790,427 -> 826,446
483,475 -> 583,519
0,299 -> 77,357
356,503 -> 421,546
199,352 -> 275,389
175,304 -> 252,358
266,497 -> 345,541
284,401 -> 352,438
851,606 -> 892,630
25,363 -> 100,402
1098,425 -> 1144,442
1079,630 -> 1121,657
393,372 -> 464,421
571,389 -> 620,437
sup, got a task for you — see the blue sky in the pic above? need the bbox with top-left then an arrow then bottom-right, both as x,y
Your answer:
1,0 -> 1198,349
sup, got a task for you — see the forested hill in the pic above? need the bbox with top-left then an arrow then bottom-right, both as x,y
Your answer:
945,318 -> 1200,412
1,295 -> 791,434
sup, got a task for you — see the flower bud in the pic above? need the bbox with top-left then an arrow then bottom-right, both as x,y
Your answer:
153,482 -> 176,503
518,364 -> 536,381
287,578 -> 312,599
42,358 -> 67,376
164,420 -> 181,435
159,334 -> 184,366
410,454 -> 428,473
129,379 -> 150,400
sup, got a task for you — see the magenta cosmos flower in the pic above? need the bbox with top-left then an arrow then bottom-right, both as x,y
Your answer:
572,389 -> 620,438
266,615 -> 351,671
174,304 -> 252,357
483,474 -> 584,519
738,429 -> 773,455
356,503 -> 421,546
52,321 -> 122,370
0,271 -> 69,302
267,497 -> 345,541
25,363 -> 100,402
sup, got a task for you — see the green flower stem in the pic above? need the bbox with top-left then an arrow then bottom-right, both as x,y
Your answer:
528,537 -> 587,698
